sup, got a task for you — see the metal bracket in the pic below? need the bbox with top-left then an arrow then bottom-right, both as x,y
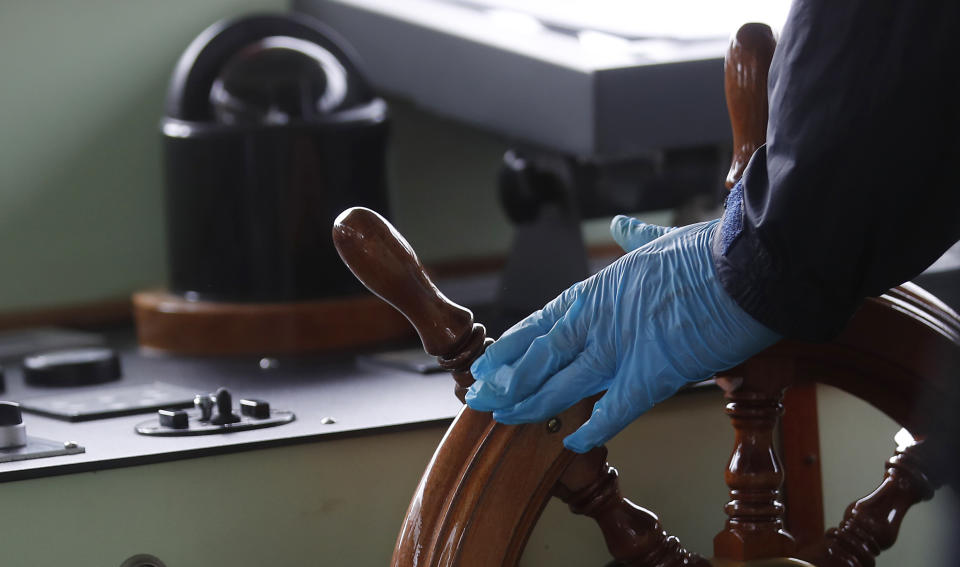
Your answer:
0,437 -> 85,463
135,409 -> 295,436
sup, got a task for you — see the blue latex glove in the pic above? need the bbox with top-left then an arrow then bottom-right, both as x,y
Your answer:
465,215 -> 781,453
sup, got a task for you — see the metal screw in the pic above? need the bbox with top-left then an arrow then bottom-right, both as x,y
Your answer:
320,416 -> 337,425
546,418 -> 561,433
64,441 -> 78,449
259,357 -> 279,370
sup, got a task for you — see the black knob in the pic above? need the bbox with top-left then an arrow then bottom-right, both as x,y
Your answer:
240,398 -> 271,419
210,388 -> 240,425
23,348 -> 121,387
0,401 -> 26,449
158,409 -> 189,430
0,401 -> 22,426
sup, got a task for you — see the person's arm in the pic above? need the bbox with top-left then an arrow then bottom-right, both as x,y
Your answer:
714,0 -> 960,340
466,0 -> 960,454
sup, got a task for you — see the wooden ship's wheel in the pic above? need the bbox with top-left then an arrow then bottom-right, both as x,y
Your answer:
333,24 -> 959,567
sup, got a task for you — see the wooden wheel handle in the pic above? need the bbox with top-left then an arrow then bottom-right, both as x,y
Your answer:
332,211 -> 706,566
724,22 -> 776,189
330,22 -> 958,567
333,207 -> 487,399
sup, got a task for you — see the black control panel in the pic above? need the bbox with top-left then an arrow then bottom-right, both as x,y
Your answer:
0,327 -> 461,482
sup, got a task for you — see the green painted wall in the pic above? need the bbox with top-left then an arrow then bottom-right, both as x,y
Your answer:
0,0 -> 287,312
0,1 -> 647,314
0,386 -> 949,565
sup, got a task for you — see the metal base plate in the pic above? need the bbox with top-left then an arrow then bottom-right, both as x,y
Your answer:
0,436 -> 84,463
20,382 -> 197,422
135,410 -> 296,436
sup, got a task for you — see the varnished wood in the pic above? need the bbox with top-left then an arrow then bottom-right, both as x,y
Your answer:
714,366 -> 796,561
718,288 -> 960,564
555,446 -> 709,567
132,290 -> 413,355
716,23 -> 800,562
334,207 -> 477,359
333,207 -> 489,400
797,433 -> 943,567
765,285 -> 960,438
326,206 -> 584,565
390,397 -> 594,566
333,210 -> 702,565
779,384 -> 825,549
724,23 -> 776,189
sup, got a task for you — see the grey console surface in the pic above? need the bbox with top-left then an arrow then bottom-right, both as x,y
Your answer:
0,333 -> 461,482
294,0 -> 750,157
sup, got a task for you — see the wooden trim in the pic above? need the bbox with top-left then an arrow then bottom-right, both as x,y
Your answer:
132,290 -> 415,356
780,382 -> 826,548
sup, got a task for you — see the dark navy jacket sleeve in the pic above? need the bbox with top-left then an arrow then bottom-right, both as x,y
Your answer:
712,0 -> 960,340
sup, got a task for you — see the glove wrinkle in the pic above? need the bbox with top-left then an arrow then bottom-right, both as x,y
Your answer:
467,217 -> 781,453
493,351 -> 609,424
611,215 -> 678,253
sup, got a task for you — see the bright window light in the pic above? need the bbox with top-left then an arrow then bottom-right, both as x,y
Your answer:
452,0 -> 792,40
485,8 -> 546,35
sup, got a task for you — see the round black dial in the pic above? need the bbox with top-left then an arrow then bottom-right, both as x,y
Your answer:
23,348 -> 121,387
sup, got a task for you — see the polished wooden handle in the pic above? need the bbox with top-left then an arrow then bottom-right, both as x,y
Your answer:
714,23 -> 796,563
798,433 -> 943,566
333,207 -> 474,356
333,207 -> 488,400
557,447 -> 710,566
724,22 -> 776,189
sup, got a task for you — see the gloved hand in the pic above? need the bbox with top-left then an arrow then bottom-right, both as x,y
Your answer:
465,215 -> 781,453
